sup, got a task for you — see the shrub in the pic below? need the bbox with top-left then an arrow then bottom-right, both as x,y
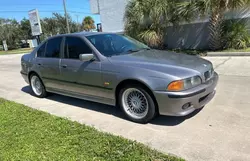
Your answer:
222,19 -> 250,49
124,0 -> 180,49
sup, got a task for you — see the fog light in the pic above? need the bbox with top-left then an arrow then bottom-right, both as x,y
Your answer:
182,103 -> 191,110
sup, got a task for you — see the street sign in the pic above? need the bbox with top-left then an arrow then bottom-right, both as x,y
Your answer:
28,9 -> 42,36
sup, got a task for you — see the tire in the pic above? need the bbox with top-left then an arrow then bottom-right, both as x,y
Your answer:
30,74 -> 47,98
118,84 -> 156,123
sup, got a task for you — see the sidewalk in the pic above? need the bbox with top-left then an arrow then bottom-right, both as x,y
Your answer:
206,51 -> 250,57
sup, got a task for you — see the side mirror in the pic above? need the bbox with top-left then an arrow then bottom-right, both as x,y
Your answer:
79,54 -> 95,61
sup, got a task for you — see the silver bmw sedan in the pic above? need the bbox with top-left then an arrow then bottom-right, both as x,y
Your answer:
21,32 -> 218,123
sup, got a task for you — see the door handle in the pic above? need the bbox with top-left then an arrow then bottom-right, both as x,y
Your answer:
62,65 -> 67,68
37,63 -> 42,66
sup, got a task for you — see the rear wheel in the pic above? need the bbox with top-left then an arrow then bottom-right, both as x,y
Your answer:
30,74 -> 47,98
119,85 -> 156,123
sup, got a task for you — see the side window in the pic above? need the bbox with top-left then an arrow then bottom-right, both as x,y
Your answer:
64,37 -> 92,59
45,37 -> 62,58
37,42 -> 46,57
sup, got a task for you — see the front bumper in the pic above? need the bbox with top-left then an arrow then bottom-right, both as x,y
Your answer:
154,72 -> 218,116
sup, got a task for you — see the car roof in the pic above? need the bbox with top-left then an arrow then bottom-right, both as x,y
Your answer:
49,32 -> 120,39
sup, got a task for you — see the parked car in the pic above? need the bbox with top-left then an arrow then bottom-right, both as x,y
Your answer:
21,32 -> 218,123
20,42 -> 30,48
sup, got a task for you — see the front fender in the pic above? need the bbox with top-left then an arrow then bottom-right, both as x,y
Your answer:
110,65 -> 177,91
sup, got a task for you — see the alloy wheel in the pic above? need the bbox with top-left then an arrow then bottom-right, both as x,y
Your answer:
31,75 -> 42,96
122,88 -> 149,119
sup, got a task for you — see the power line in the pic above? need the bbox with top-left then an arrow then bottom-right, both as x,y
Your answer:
0,10 -> 61,13
67,11 -> 92,14
0,4 -> 90,10
0,6 -> 90,11
0,10 -> 92,14
0,3 -> 59,6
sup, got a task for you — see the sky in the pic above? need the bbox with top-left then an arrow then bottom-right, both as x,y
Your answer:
0,0 -> 101,25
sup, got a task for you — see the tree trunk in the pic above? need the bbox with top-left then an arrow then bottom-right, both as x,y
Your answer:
208,11 -> 224,51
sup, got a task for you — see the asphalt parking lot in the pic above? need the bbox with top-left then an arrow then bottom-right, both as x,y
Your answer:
0,54 -> 250,161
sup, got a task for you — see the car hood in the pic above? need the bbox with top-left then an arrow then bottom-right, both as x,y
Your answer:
108,50 -> 212,77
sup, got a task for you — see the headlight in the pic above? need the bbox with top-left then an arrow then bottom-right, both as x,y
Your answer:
167,76 -> 201,91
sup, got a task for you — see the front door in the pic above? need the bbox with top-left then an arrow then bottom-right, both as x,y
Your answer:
59,36 -> 103,97
35,37 -> 63,89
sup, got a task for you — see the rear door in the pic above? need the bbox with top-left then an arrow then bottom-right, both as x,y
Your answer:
35,37 -> 63,89
59,36 -> 103,97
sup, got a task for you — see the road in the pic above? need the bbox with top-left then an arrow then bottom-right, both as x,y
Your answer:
0,54 -> 250,161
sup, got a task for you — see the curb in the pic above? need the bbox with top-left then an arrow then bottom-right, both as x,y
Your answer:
206,52 -> 250,57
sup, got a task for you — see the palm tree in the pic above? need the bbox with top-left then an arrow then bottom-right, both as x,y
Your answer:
82,16 -> 96,31
177,0 -> 250,50
124,0 -> 180,48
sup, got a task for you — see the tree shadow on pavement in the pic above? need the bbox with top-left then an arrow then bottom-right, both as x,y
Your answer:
21,86 -> 202,126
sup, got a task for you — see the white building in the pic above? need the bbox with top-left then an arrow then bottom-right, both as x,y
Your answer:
90,0 -> 129,32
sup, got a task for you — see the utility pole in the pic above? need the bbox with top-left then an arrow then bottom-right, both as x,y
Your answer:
75,14 -> 80,32
63,0 -> 70,33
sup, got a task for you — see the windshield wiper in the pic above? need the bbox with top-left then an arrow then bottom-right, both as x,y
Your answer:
126,49 -> 140,53
125,48 -> 150,54
140,47 -> 151,50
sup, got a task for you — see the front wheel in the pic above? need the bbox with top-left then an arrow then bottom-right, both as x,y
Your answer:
30,74 -> 47,98
119,85 -> 156,123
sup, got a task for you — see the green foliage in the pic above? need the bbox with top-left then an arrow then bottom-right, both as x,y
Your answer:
0,13 -> 89,48
0,98 -> 184,161
20,18 -> 32,41
222,19 -> 250,49
139,30 -> 162,47
177,0 -> 250,22
41,13 -> 79,40
0,17 -> 32,49
124,0 -> 182,48
125,0 -> 250,50
82,16 -> 96,31
177,0 -> 250,50
0,18 -> 21,49
172,49 -> 206,55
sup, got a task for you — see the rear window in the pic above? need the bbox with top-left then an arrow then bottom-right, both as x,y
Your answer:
37,43 -> 46,57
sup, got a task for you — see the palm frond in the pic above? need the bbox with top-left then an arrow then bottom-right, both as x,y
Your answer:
222,19 -> 250,49
82,16 -> 95,31
124,0 -> 173,48
176,0 -> 212,21
139,30 -> 163,47
228,0 -> 250,10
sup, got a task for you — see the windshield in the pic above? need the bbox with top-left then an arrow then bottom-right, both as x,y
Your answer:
86,34 -> 150,57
